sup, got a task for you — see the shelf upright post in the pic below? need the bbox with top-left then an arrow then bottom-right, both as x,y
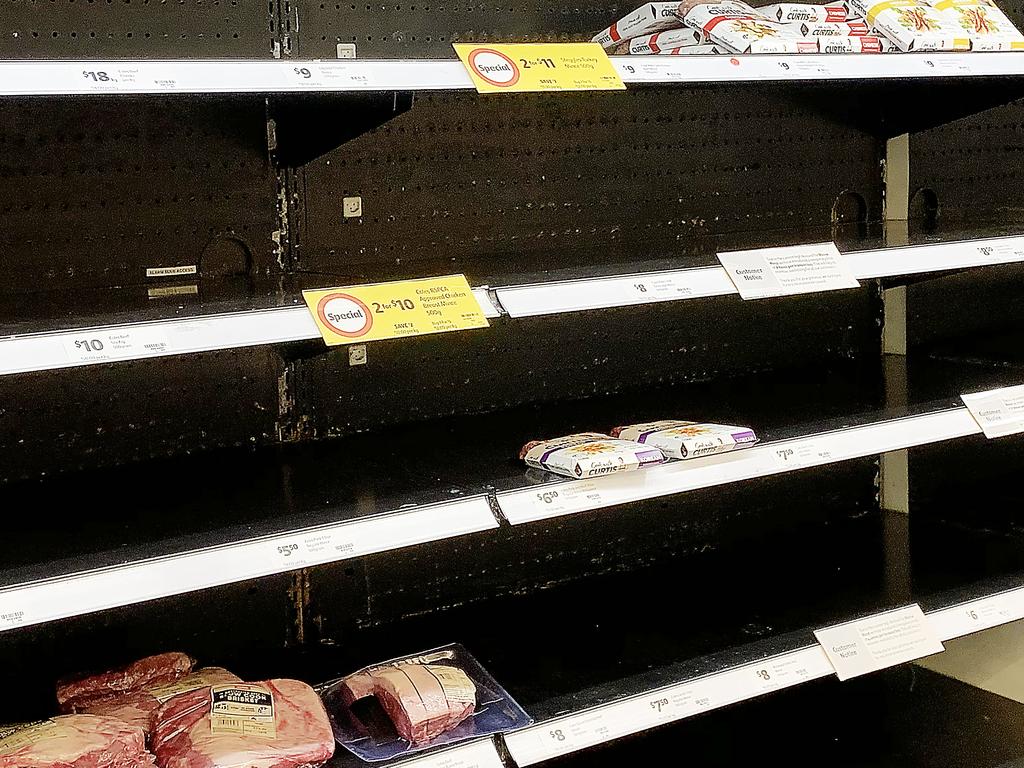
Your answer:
881,133 -> 910,516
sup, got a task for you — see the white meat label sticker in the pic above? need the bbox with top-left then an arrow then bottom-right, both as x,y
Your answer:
814,604 -> 944,681
961,385 -> 1024,438
717,242 -> 859,299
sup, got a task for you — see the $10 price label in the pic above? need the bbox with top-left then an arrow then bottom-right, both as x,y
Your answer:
302,274 -> 489,346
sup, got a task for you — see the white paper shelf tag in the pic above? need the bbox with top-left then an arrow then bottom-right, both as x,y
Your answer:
718,241 -> 859,300
961,385 -> 1024,438
395,738 -> 504,768
814,604 -> 944,681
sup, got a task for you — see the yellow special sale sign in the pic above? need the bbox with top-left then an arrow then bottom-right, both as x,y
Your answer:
302,275 -> 489,345
453,42 -> 625,94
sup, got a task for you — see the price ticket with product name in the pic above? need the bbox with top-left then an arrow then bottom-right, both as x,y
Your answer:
453,43 -> 625,93
303,275 -> 489,345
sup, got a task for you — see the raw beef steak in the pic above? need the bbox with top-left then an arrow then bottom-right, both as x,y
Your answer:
342,664 -> 476,745
58,653 -> 194,711
151,679 -> 334,768
0,714 -> 158,768
73,667 -> 242,736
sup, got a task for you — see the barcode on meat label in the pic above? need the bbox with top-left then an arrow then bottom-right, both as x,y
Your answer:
210,685 -> 277,739
0,721 -> 59,750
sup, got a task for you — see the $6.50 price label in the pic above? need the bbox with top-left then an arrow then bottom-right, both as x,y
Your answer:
302,274 -> 489,346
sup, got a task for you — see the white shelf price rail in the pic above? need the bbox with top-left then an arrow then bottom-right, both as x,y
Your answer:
2,53 -> 1024,96
392,738 -> 505,768
505,645 -> 835,766
929,585 -> 1024,642
506,588 -> 1024,766
2,236 -> 1020,374
496,234 -> 1024,318
0,496 -> 497,633
497,407 -> 982,524
0,288 -> 498,376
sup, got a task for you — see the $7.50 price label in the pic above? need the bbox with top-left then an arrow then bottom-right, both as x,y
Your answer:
505,647 -> 832,766
453,42 -> 625,94
302,274 -> 489,346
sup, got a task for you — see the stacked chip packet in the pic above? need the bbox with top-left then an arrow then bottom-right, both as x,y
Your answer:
592,0 -> 1023,54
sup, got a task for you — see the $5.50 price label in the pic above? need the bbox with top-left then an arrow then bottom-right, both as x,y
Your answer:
453,43 -> 625,93
302,274 -> 489,346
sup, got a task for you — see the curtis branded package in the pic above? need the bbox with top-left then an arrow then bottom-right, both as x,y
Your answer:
612,420 -> 758,460
819,33 -> 885,48
762,2 -> 849,21
322,644 -> 532,762
683,2 -> 820,52
520,432 -> 666,478
928,0 -> 1024,49
852,0 -> 970,49
799,19 -> 871,33
628,27 -> 706,52
592,2 -> 683,48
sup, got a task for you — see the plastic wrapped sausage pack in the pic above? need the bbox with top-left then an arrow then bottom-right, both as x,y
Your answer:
852,0 -> 970,48
930,0 -> 1024,49
762,2 -> 849,21
627,27 -> 706,52
611,420 -> 758,460
520,432 -> 666,479
683,2 -> 820,52
321,644 -> 532,762
592,2 -> 682,47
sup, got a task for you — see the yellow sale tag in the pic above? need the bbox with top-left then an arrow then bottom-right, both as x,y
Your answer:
303,275 -> 489,346
453,42 -> 625,94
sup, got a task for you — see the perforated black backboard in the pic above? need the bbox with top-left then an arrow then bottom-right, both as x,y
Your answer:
0,96 -> 278,293
286,0 -> 623,58
292,86 -> 883,273
0,1 -> 276,59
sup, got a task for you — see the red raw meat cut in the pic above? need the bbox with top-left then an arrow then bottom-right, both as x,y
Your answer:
341,664 -> 476,745
58,652 -> 194,711
151,679 -> 334,768
0,714 -> 158,768
71,667 -> 242,737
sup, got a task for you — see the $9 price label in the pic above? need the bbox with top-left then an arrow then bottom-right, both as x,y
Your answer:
303,275 -> 489,346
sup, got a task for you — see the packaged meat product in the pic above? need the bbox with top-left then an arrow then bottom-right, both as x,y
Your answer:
343,665 -> 475,744
519,432 -> 665,478
628,27 -> 705,52
322,644 -> 532,762
761,2 -> 849,21
72,667 -> 242,736
58,652 -> 194,711
592,2 -> 683,48
798,19 -> 870,33
819,33 -> 885,48
928,0 -> 1024,49
611,420 -> 758,459
852,0 -> 970,49
0,715 -> 157,768
684,3 -> 820,51
659,43 -> 727,51
150,679 -> 334,768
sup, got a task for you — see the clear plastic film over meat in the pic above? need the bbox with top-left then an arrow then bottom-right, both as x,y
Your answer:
320,644 -> 532,762
0,715 -> 158,768
149,679 -> 335,768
